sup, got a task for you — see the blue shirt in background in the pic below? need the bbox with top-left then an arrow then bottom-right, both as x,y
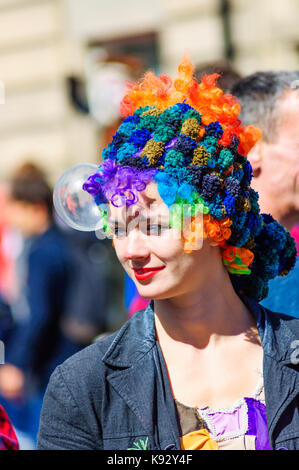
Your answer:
261,257 -> 299,318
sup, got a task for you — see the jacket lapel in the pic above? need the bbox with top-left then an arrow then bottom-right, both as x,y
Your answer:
106,348 -> 157,434
243,296 -> 299,447
102,302 -> 181,449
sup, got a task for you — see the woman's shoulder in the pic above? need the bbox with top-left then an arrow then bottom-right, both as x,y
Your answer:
258,304 -> 299,363
261,304 -> 299,330
56,329 -> 122,384
54,306 -> 154,387
38,334 -> 123,450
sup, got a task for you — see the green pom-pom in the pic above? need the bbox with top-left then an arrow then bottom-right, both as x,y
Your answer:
138,114 -> 159,132
183,108 -> 202,124
223,255 -> 251,275
118,122 -> 137,137
135,106 -> 152,116
154,124 -> 176,143
161,106 -> 182,122
218,149 -> 234,171
164,150 -> 185,168
201,136 -> 218,154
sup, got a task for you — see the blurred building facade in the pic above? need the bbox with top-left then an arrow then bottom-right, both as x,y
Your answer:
0,0 -> 298,181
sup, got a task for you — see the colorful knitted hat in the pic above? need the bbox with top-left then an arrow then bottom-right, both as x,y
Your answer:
81,58 -> 297,302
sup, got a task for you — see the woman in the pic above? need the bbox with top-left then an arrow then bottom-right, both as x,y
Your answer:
37,59 -> 299,450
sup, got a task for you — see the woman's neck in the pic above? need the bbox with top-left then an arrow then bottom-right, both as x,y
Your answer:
153,270 -> 257,351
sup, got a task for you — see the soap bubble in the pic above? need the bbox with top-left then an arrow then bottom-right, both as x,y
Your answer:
53,164 -> 103,231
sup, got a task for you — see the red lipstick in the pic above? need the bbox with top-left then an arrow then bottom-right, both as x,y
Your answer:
133,266 -> 165,281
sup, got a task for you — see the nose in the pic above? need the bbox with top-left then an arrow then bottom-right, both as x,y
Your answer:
124,229 -> 150,262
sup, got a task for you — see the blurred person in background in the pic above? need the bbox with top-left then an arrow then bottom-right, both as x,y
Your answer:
0,163 -> 94,447
0,184 -> 20,451
292,222 -> 299,251
0,183 -> 19,343
231,72 -> 299,317
0,294 -> 13,345
195,60 -> 242,93
0,405 -> 19,450
57,229 -> 110,344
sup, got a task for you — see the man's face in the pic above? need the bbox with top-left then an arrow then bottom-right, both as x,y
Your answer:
257,91 -> 299,223
7,199 -> 47,237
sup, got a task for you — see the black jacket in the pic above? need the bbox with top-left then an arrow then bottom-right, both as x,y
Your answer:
37,296 -> 299,450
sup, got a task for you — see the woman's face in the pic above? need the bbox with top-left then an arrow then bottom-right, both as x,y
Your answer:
109,182 -> 220,300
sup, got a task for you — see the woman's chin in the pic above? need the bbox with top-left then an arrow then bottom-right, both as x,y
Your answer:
135,283 -> 176,301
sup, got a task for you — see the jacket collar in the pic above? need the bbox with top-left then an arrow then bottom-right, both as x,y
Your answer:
241,295 -> 299,366
102,302 -> 180,449
102,301 -> 156,368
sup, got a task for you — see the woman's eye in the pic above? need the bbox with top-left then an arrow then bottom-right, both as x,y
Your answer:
113,226 -> 126,238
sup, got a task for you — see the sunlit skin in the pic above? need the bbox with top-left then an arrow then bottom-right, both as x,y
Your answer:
110,182 -> 263,409
248,90 -> 299,231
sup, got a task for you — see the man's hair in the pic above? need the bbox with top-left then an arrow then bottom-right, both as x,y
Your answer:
231,71 -> 299,143
10,162 -> 53,218
195,60 -> 242,93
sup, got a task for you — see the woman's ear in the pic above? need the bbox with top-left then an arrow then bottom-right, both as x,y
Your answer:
247,141 -> 263,177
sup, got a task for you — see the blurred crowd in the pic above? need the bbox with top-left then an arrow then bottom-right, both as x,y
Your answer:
0,162 -> 124,449
0,59 -> 298,450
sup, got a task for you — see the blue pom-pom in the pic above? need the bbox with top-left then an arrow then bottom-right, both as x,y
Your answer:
201,174 -> 222,200
204,121 -> 223,139
177,182 -> 194,203
128,128 -> 151,149
225,177 -> 241,198
112,133 -> 127,149
233,168 -> 244,182
223,193 -> 235,216
176,102 -> 192,114
117,142 -> 137,162
207,158 -> 216,168
243,160 -> 253,185
122,115 -> 140,125
173,135 -> 197,155
246,213 -> 262,237
141,156 -> 149,166
156,181 -> 177,206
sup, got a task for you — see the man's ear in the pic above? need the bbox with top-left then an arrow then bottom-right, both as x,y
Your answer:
247,141 -> 263,177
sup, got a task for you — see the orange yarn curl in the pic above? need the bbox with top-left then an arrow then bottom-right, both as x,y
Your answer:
183,214 -> 233,253
120,56 -> 262,156
183,214 -> 254,270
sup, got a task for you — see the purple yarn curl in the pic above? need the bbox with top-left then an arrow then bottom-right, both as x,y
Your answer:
82,173 -> 104,197
83,159 -> 157,207
165,136 -> 178,150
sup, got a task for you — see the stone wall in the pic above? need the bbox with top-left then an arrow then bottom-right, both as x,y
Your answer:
0,0 -> 297,181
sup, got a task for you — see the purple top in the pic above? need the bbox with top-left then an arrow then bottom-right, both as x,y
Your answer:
175,379 -> 271,450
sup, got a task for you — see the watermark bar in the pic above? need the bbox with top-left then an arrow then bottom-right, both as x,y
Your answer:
95,202 -> 204,251
0,340 -> 4,364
